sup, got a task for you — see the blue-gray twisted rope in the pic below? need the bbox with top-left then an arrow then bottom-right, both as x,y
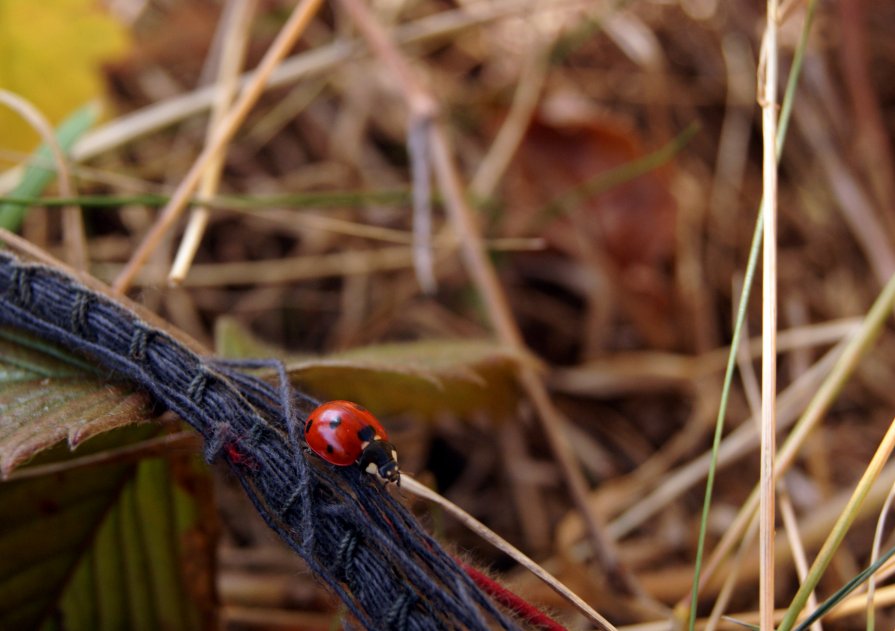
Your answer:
0,250 -> 520,631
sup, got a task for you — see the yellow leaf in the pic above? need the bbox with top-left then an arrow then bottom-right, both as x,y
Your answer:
0,0 -> 129,163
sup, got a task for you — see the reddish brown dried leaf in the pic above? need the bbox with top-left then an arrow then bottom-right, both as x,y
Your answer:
503,110 -> 681,348
506,111 -> 677,269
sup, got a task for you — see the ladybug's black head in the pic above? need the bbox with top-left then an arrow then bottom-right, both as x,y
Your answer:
358,439 -> 401,485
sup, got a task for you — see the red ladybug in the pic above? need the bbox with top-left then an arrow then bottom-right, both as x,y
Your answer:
304,400 -> 400,484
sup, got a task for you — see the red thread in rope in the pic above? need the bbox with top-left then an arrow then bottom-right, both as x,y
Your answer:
225,441 -> 259,470
460,561 -> 567,631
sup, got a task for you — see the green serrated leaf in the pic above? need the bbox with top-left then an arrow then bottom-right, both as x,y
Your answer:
0,424 -> 154,629
0,427 -> 217,631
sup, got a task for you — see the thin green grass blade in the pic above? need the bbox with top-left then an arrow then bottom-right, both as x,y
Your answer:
0,189 -> 410,211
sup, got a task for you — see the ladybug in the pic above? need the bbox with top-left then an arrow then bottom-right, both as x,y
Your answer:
304,400 -> 400,484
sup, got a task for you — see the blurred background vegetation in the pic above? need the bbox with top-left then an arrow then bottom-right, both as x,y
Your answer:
2,0 -> 895,629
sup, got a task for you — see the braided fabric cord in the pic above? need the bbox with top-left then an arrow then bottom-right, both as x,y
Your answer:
0,252 -> 520,631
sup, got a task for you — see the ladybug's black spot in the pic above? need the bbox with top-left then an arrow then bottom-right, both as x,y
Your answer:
326,444 -> 334,454
305,419 -> 313,434
328,415 -> 342,429
357,425 -> 376,442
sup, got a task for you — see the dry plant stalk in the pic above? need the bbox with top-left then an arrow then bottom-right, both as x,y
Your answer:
113,0 -> 326,293
0,90 -> 87,270
689,270 -> 895,609
334,0 -> 647,603
170,0 -> 257,284
758,1 -> 780,628
400,475 -> 616,630
778,415 -> 895,630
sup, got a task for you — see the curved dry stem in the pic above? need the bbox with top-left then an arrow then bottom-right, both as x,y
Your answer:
867,480 -> 895,630
0,90 -> 86,270
338,0 -> 669,603
400,474 -> 616,630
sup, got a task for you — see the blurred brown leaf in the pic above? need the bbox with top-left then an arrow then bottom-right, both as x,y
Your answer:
503,109 -> 680,349
506,112 -> 677,269
215,317 -> 530,419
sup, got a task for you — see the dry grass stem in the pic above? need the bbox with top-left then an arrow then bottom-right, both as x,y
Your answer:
113,0 -> 326,293
170,0 -> 256,284
101,246 -> 431,287
779,415 -> 895,631
734,283 -> 761,417
555,341 -> 842,572
621,582 -> 895,631
708,34 -> 755,218
759,3 -> 780,627
400,475 -> 617,631
778,488 -> 822,631
795,96 -> 895,284
692,270 -> 895,608
703,513 -> 760,631
231,206 -> 545,251
867,480 -> 895,629
469,44 -> 550,200
436,80 -> 645,597
0,90 -> 87,270
335,0 -> 439,292
335,0 -> 646,599
613,341 -> 839,543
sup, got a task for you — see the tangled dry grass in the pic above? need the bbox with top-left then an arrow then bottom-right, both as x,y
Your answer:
6,0 -> 895,628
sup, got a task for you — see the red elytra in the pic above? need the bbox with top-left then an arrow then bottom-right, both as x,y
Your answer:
304,400 -> 400,483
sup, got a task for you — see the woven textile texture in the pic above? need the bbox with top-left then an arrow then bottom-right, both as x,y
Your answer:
0,251 -> 519,631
